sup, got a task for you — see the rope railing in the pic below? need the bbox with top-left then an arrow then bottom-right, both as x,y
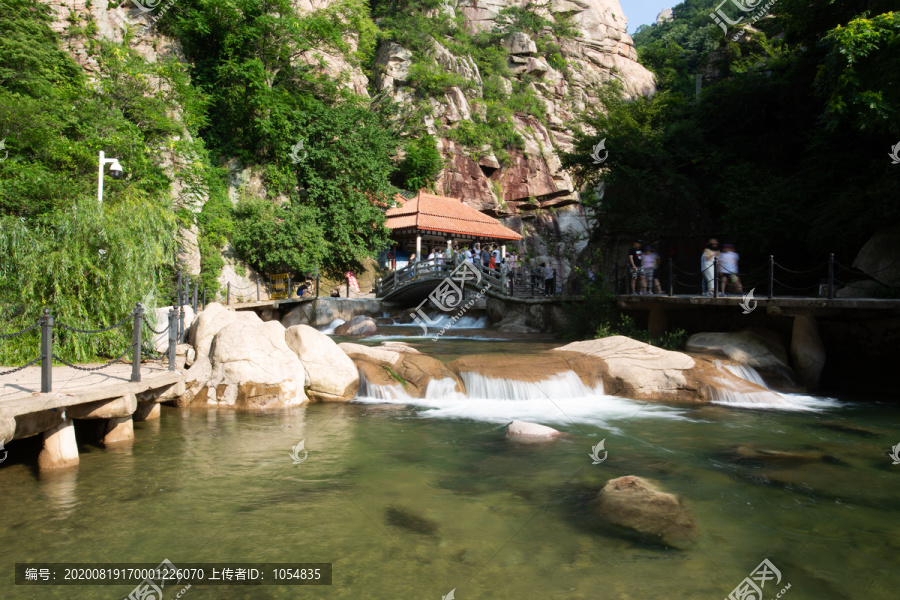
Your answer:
0,304 -> 180,393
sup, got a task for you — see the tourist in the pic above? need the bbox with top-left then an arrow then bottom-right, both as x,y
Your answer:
701,239 -> 719,296
491,244 -> 501,264
488,251 -> 497,272
508,251 -> 519,283
627,240 -> 644,295
641,244 -> 661,294
480,244 -> 490,269
427,248 -> 435,262
473,243 -> 482,267
544,262 -> 556,296
719,243 -> 742,295
464,245 -> 474,264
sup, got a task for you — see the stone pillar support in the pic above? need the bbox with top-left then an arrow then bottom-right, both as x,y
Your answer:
648,306 -> 668,339
38,419 -> 79,470
102,416 -> 135,446
134,401 -> 161,422
791,314 -> 826,390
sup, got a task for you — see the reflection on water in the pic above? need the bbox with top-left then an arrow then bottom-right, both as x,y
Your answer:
0,340 -> 898,600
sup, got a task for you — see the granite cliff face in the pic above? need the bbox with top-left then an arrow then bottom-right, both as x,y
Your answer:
39,0 -> 655,284
371,0 -> 655,279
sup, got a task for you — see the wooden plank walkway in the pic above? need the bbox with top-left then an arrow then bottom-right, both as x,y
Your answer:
0,363 -> 183,420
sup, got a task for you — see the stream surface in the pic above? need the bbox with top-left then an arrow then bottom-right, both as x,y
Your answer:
1,333 -> 898,599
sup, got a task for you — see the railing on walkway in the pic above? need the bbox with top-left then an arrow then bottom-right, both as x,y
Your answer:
376,257 -> 533,299
0,303 -> 181,393
612,253 -> 898,299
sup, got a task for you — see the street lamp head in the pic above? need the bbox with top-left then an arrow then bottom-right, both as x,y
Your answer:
109,159 -> 124,179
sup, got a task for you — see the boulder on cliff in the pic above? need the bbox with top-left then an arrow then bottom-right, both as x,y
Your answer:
591,475 -> 698,548
285,325 -> 359,402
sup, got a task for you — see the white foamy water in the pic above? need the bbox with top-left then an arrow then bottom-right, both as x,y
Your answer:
378,313 -> 488,329
353,371 -> 688,427
319,318 -> 346,335
709,362 -> 841,411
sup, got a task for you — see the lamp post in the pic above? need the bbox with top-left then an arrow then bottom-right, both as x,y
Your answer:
98,151 -> 124,204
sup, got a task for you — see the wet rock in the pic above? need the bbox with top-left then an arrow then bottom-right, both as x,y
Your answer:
340,343 -> 464,397
378,341 -> 421,354
556,336 -> 785,404
333,315 -> 377,337
591,475 -> 698,549
818,420 -> 883,437
285,325 -> 359,402
385,506 -> 439,536
723,444 -> 841,467
505,420 -> 560,441
791,315 -> 826,390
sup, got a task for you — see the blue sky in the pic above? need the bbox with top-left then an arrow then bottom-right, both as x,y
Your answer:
621,0 -> 678,34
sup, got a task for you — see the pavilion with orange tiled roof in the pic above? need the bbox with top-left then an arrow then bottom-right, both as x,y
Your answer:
385,190 -> 522,261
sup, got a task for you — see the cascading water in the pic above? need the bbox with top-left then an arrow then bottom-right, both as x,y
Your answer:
354,369 -> 687,426
718,362 -> 770,388
319,318 -> 346,335
709,361 -> 840,411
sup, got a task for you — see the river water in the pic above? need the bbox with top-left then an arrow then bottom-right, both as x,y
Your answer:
1,330 -> 898,599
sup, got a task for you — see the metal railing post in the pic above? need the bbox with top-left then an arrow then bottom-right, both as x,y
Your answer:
40,308 -> 53,393
256,280 -> 260,301
315,273 -> 319,297
287,276 -> 292,300
131,303 -> 143,383
179,305 -> 185,344
668,258 -> 674,297
192,282 -> 198,313
827,253 -> 835,299
176,270 -> 183,306
227,282 -> 231,306
167,308 -> 176,372
768,255 -> 774,299
713,257 -> 719,299
183,275 -> 190,307
203,289 -> 206,309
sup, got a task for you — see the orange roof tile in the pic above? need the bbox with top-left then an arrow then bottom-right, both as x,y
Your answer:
385,191 -> 522,241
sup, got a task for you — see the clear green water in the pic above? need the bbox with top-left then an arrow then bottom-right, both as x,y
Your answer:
1,337 -> 899,599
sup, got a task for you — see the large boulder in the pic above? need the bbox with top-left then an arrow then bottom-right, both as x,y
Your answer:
505,420 -> 560,441
190,302 -> 262,360
196,320 -> 306,409
555,336 -> 785,404
285,325 -> 359,402
339,343 -> 464,398
334,315 -> 377,337
503,31 -> 537,54
591,475 -> 698,548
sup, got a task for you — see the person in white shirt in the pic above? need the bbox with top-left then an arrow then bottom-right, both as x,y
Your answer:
464,247 -> 474,264
719,244 -> 742,295
640,245 -> 661,294
543,262 -> 555,296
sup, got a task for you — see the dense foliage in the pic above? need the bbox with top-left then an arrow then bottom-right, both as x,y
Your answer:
0,0 -> 192,362
568,1 -> 900,268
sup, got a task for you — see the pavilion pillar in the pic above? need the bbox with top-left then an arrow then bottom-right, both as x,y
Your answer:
416,235 -> 422,263
501,244 -> 506,260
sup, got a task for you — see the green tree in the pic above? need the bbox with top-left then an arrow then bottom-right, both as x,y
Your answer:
395,135 -> 443,192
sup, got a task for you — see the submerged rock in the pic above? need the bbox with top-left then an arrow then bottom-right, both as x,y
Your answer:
591,475 -> 698,549
285,325 -> 359,402
384,506 -> 439,536
505,420 -> 560,441
722,444 -> 841,466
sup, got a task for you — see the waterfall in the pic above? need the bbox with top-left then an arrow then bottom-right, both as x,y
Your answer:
716,361 -> 770,389
458,371 -> 604,400
319,318 -> 346,335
